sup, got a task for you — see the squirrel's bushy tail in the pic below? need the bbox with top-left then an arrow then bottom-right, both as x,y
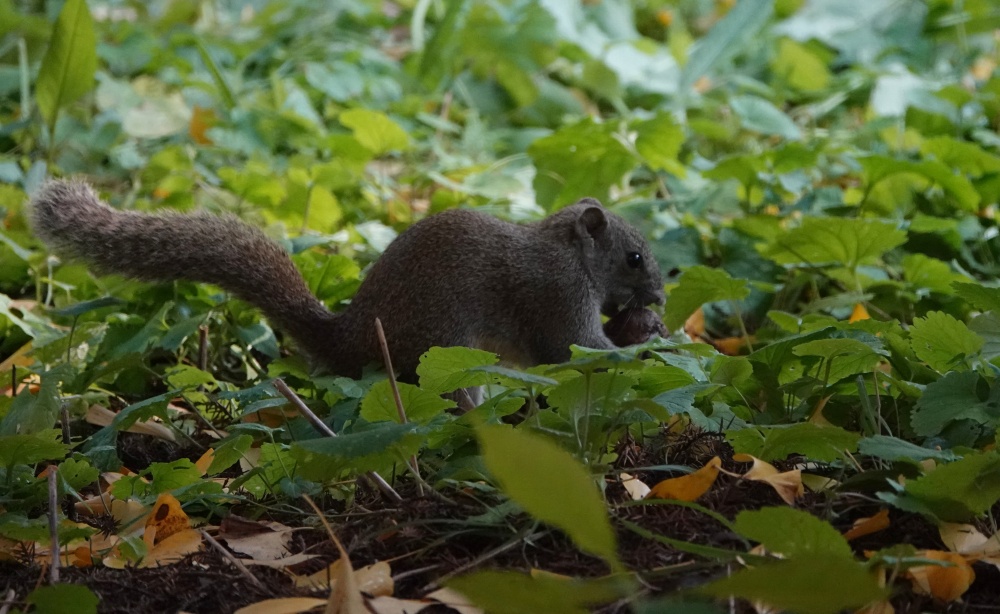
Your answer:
31,180 -> 353,373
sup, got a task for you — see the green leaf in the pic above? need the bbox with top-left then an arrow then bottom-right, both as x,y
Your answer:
734,507 -> 853,559
528,118 -> 635,210
680,0 -> 774,94
859,156 -> 980,212
338,108 -> 411,155
0,366 -> 64,436
476,424 -> 621,570
921,136 -> 1000,176
634,113 -> 686,176
360,380 -> 455,424
417,346 -> 498,395
206,434 -> 253,476
858,435 -> 958,463
764,217 -> 906,268
35,0 -> 97,130
953,282 -> 1000,313
293,421 -> 426,474
772,38 -> 830,92
902,452 -> 1000,521
698,555 -> 886,614
792,338 -> 887,383
911,371 -> 996,437
728,423 -> 859,462
26,584 -> 98,614
0,431 -> 67,467
663,266 -> 751,330
730,95 -> 801,140
909,311 -> 982,372
447,571 -> 622,614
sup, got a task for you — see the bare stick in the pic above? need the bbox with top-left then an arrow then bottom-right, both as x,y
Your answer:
272,379 -> 402,504
0,588 -> 16,614
200,529 -> 267,592
198,324 -> 209,371
47,469 -> 60,583
374,318 -> 423,496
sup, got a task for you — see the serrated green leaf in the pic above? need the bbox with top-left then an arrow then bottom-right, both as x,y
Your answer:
663,266 -> 751,330
339,108 -> 411,155
35,0 -> 97,130
953,282 -> 1000,313
0,431 -> 67,467
764,217 -> 906,268
635,113 -> 686,176
360,380 -> 455,424
698,555 -> 886,614
921,136 -> 1000,176
792,338 -> 886,383
859,156 -> 980,211
734,507 -> 853,559
909,311 -> 982,372
476,424 -> 621,570
417,346 -> 498,395
911,371 -> 997,437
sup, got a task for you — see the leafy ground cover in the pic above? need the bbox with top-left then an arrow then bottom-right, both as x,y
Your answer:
2,0 -> 1000,612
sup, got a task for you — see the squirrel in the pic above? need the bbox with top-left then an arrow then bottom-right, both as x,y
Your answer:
30,180 -> 666,380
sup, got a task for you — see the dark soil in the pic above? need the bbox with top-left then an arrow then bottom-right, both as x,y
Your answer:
3,429 -> 998,613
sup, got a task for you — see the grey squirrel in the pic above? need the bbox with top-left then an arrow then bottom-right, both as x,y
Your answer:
30,180 -> 666,379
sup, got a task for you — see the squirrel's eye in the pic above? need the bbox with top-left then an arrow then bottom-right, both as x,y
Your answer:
626,251 -> 642,269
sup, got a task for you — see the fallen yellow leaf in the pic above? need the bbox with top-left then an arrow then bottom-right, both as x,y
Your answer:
294,560 -> 393,597
844,509 -> 890,541
646,457 -> 722,501
731,453 -> 803,505
145,493 -> 191,544
905,550 -> 974,602
849,303 -> 871,323
140,528 -> 203,568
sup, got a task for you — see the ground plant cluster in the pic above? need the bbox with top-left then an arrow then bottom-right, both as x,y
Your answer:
2,0 -> 1000,612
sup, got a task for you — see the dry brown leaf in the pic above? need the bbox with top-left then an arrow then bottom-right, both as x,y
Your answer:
620,472 -> 650,501
295,560 -> 393,597
905,550 -> 975,602
139,528 -> 203,568
808,395 -> 834,426
0,341 -> 33,374
86,404 -> 176,442
425,588 -> 482,614
646,456 -> 722,501
940,523 -> 1000,567
243,553 -> 318,568
218,517 -> 297,561
844,509 -> 890,541
234,597 -> 328,614
731,453 -> 803,505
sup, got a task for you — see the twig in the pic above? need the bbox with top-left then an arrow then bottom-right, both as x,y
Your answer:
59,404 -> 77,523
272,379 -> 403,503
0,588 -> 16,614
47,469 -> 60,583
374,318 -> 424,496
200,529 -> 267,592
198,325 -> 209,371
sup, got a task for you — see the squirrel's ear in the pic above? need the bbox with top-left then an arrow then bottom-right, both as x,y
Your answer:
576,205 -> 607,240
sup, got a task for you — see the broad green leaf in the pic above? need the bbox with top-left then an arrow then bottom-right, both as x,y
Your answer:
728,423 -> 859,462
663,266 -> 751,330
417,346 -> 498,395
734,507 -> 853,559
903,254 -> 966,295
0,366 -> 63,435
911,371 -> 996,437
730,95 -> 801,140
448,571 -> 622,614
902,452 -> 1000,521
858,435 -> 958,463
468,365 -> 559,389
206,434 -> 253,476
764,217 -> 906,268
477,424 -> 620,570
26,584 -> 98,614
909,311 -> 982,372
360,380 -> 455,424
953,282 -> 1000,313
295,421 -> 423,460
58,457 -> 99,491
698,555 -> 886,614
147,459 -> 203,493
635,113 -> 686,176
528,118 -> 635,210
859,156 -> 980,211
921,136 -> 1000,176
35,0 -> 97,130
338,108 -> 411,155
709,356 -> 753,387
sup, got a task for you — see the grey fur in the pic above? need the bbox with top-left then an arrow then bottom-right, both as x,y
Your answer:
30,180 -> 664,379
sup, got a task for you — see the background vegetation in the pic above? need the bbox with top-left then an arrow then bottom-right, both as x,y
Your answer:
2,0 -> 1000,612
